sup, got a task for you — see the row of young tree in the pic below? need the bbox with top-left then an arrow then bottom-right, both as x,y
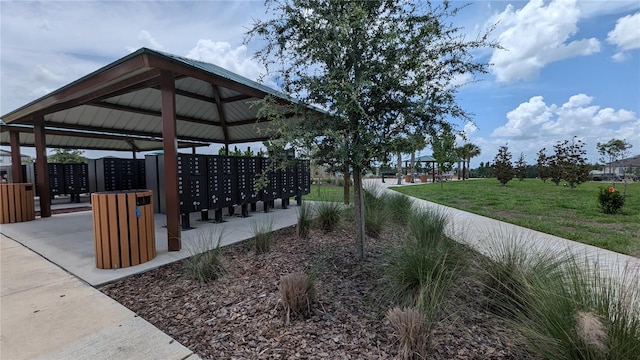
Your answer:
493,138 -> 590,188
491,137 -> 633,189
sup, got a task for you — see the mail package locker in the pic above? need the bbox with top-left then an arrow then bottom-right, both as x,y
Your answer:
177,154 -> 207,214
63,163 -> 89,195
206,155 -> 237,210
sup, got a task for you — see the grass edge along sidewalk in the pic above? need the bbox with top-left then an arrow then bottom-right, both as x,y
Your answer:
389,179 -> 639,257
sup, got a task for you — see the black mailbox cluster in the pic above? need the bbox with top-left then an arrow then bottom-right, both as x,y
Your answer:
145,153 -> 311,228
23,163 -> 89,201
88,158 -> 146,193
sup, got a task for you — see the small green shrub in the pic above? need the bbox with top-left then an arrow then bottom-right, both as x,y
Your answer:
598,186 -> 625,214
387,307 -> 430,360
363,188 -> 391,238
252,217 -> 275,254
297,202 -> 312,240
183,229 -> 226,283
280,272 -> 315,324
315,201 -> 343,232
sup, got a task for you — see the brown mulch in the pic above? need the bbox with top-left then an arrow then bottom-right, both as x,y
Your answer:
100,223 -> 540,360
36,206 -> 92,216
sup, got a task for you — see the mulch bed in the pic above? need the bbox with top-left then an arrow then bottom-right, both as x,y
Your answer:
36,206 -> 92,216
100,223 -> 540,359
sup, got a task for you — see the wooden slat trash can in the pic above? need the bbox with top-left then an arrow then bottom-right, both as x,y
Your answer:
92,190 -> 156,269
0,183 -> 35,224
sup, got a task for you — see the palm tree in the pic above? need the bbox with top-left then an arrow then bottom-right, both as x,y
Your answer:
460,143 -> 481,180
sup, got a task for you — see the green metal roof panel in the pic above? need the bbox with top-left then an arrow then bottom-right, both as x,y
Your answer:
150,48 -> 296,103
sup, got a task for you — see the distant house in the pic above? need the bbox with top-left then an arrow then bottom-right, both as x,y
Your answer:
605,154 -> 640,178
0,149 -> 32,166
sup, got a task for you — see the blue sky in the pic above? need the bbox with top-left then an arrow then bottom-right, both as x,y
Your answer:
1,0 -> 639,167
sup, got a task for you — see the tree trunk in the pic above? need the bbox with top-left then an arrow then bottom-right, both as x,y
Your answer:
353,167 -> 366,259
343,164 -> 350,205
461,159 -> 466,181
396,151 -> 402,185
410,152 -> 416,183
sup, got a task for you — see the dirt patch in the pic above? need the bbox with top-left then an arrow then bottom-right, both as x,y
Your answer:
100,224 -> 539,359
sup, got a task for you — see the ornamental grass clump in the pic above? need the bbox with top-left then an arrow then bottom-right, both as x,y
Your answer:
297,201 -> 312,240
252,217 -> 275,254
386,209 -> 468,313
387,307 -> 430,360
315,200 -> 343,232
183,229 -> 226,284
363,188 -> 391,238
479,232 -> 568,318
598,186 -> 625,214
386,192 -> 414,226
279,272 -> 315,324
490,243 -> 640,359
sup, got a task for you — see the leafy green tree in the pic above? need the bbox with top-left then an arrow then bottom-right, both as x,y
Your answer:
458,143 -> 481,180
548,145 -> 564,186
431,130 -> 457,189
493,145 -> 514,186
536,148 -> 550,182
597,139 -> 633,195
48,149 -> 86,163
515,152 -> 526,181
249,0 -> 495,257
558,137 -> 590,189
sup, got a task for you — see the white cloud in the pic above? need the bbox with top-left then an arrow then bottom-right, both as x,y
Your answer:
186,40 -> 267,83
491,96 -> 555,138
486,94 -> 639,163
492,94 -> 638,139
607,12 -> 640,61
126,30 -> 164,52
488,0 -> 600,83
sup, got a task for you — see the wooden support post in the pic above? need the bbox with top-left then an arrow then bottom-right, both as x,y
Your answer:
33,117 -> 51,218
9,131 -> 23,183
160,70 -> 181,251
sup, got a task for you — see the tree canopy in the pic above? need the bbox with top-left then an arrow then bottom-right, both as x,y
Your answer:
493,145 -> 514,186
48,149 -> 86,164
248,0 -> 495,257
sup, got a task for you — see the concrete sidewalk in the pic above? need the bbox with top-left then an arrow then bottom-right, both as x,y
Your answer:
0,234 -> 200,360
0,198 -> 298,359
365,178 -> 640,281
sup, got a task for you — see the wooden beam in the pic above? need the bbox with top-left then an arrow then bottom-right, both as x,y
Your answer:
160,70 -> 181,251
211,85 -> 230,151
33,117 -> 51,218
9,131 -> 23,183
4,56 -> 153,124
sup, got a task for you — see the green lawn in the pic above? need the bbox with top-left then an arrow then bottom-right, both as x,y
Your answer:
390,179 -> 640,256
303,184 -> 354,202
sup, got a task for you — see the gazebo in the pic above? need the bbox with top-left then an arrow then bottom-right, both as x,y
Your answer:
403,154 -> 438,183
0,47 -> 321,251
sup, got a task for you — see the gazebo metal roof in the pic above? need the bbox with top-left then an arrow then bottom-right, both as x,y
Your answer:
0,47 -> 321,251
1,47 -> 306,148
